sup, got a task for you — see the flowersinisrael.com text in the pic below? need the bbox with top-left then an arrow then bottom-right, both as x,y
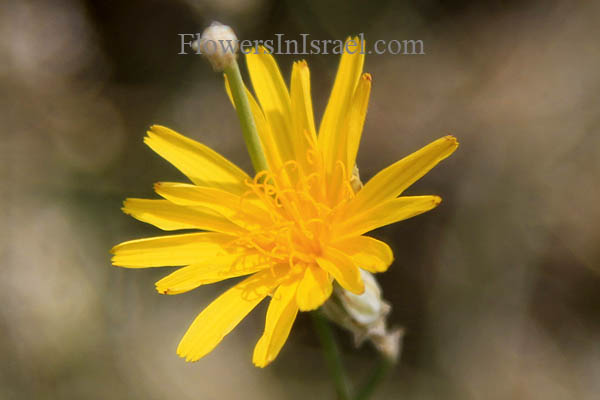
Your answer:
179,33 -> 425,56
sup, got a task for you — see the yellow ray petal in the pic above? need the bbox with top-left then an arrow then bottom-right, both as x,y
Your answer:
338,196 -> 441,238
122,198 -> 246,234
177,267 -> 286,362
224,75 -> 284,172
317,247 -> 364,295
332,236 -> 394,273
318,37 -> 364,175
290,60 -> 317,167
246,48 -> 295,162
344,73 -> 372,173
154,182 -> 269,227
145,125 -> 250,195
155,252 -> 273,295
350,136 -> 458,213
253,278 -> 300,367
296,265 -> 332,311
325,72 -> 372,204
111,232 -> 235,268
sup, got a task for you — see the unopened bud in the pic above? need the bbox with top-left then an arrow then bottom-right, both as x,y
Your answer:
321,270 -> 403,363
338,269 -> 384,326
197,22 -> 238,71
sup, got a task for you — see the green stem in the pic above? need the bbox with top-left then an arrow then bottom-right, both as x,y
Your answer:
311,311 -> 352,400
353,357 -> 393,400
223,60 -> 268,173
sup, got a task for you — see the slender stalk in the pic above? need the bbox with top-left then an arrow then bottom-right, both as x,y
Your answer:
353,357 -> 393,400
223,60 -> 268,173
311,311 -> 352,400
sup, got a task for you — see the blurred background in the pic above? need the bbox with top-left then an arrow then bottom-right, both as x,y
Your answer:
2,0 -> 600,398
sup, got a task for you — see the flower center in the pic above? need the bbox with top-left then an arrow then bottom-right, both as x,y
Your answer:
234,155 -> 354,271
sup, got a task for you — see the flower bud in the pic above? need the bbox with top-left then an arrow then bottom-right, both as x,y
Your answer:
321,270 -> 403,362
197,22 -> 238,71
339,269 -> 384,325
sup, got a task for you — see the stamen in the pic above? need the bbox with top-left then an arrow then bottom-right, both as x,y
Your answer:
233,150 -> 340,273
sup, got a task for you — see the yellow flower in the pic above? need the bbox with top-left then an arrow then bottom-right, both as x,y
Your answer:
111,38 -> 458,367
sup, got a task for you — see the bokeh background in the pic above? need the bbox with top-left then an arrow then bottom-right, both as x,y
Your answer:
3,0 -> 600,398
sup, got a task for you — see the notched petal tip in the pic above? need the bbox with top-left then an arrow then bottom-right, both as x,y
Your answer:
109,251 -> 124,265
346,35 -> 365,50
149,124 -> 169,132
176,344 -> 191,360
109,243 -> 134,267
176,348 -> 198,363
145,125 -> 164,139
252,355 -> 270,368
152,182 -> 165,193
294,59 -> 308,68
120,199 -> 134,215
362,72 -> 372,82
251,45 -> 272,55
443,135 -> 459,148
145,125 -> 183,144
155,285 -> 172,295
